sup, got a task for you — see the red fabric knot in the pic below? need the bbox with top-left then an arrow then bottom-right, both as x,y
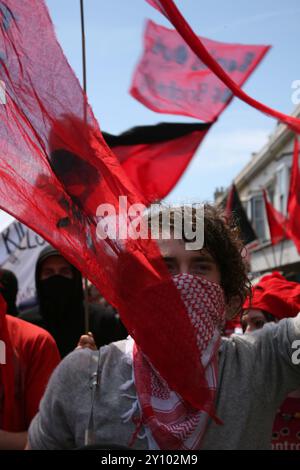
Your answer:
128,414 -> 144,448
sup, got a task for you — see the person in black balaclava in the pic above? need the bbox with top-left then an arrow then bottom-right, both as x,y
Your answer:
18,246 -> 84,357
19,246 -> 127,357
0,269 -> 19,316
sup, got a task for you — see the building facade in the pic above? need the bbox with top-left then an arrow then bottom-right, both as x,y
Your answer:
216,104 -> 300,282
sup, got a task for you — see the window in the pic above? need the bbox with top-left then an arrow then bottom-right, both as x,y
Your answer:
276,164 -> 289,215
266,182 -> 275,205
250,195 -> 266,241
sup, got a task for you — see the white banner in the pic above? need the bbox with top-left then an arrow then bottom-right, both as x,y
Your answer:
0,220 -> 46,304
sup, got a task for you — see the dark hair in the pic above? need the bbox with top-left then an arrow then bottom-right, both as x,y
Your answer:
151,204 -> 251,316
202,204 -> 250,313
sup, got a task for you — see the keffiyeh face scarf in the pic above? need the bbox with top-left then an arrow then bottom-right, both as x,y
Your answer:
133,273 -> 226,450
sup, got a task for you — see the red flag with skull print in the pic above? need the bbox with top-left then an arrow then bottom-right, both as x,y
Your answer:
0,0 -> 216,413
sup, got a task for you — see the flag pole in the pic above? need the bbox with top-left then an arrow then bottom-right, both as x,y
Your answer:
261,247 -> 272,271
80,0 -> 87,95
271,244 -> 277,269
80,0 -> 89,334
79,11 -> 99,448
279,220 -> 288,268
279,237 -> 285,268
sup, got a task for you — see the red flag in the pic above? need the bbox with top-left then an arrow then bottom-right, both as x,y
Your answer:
287,139 -> 300,252
225,184 -> 256,245
0,0 -> 211,409
146,0 -> 300,133
103,122 -> 211,204
263,190 -> 289,245
131,20 -> 270,122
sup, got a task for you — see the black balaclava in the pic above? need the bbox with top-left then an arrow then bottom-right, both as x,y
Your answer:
36,246 -> 85,357
0,269 -> 18,316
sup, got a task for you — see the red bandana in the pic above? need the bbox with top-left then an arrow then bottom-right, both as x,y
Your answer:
243,272 -> 300,320
133,273 -> 225,450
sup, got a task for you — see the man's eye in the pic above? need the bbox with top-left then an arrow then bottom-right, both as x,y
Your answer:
166,264 -> 176,271
191,263 -> 210,272
164,262 -> 177,274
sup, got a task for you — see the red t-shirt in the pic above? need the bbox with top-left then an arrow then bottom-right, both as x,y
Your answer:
272,397 -> 300,450
0,316 -> 60,431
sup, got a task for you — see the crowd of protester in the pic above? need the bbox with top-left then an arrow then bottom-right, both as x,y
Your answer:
0,204 -> 300,450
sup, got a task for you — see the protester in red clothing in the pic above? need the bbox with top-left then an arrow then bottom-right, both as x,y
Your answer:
0,294 -> 60,449
242,271 -> 300,450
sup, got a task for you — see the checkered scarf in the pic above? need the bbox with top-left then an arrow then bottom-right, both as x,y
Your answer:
133,273 -> 225,450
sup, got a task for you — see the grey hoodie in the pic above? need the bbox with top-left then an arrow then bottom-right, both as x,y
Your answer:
28,314 -> 300,450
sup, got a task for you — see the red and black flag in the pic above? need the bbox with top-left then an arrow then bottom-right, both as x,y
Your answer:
103,122 -> 211,204
262,189 -> 289,245
225,184 -> 257,246
146,0 -> 300,133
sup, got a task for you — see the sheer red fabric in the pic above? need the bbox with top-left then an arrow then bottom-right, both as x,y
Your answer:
0,0 -> 209,408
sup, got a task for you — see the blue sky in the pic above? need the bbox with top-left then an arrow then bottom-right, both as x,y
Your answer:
1,0 -> 300,228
